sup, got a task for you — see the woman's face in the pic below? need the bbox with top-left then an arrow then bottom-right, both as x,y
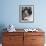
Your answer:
24,10 -> 29,17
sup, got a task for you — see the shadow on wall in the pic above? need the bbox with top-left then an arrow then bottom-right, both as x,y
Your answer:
0,24 -> 7,43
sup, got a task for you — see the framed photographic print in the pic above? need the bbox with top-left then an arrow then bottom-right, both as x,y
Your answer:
19,5 -> 34,23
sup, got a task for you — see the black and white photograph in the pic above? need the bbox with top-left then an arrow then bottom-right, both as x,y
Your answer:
19,5 -> 34,22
